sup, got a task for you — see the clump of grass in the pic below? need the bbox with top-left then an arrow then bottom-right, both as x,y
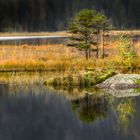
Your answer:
44,70 -> 116,87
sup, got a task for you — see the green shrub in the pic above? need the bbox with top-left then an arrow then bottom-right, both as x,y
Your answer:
117,34 -> 137,71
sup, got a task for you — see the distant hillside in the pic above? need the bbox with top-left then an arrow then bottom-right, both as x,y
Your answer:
0,0 -> 139,31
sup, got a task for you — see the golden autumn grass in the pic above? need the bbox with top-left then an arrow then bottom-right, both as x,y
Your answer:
0,40 -> 139,72
0,44 -> 94,72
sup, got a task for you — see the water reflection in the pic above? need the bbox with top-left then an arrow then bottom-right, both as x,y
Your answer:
48,85 -> 137,134
0,37 -> 69,45
0,83 -> 9,96
71,93 -> 108,123
0,73 -> 139,140
117,98 -> 135,133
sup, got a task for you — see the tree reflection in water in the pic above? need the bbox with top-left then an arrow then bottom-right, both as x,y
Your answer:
0,81 -> 137,135
70,88 -> 136,133
71,93 -> 110,124
117,98 -> 135,134
8,81 -> 137,134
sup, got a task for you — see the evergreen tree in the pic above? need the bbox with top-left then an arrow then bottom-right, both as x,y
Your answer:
68,9 -> 109,59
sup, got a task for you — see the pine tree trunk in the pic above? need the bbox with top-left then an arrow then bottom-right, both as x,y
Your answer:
96,45 -> 99,58
89,49 -> 91,59
86,50 -> 88,59
101,28 -> 105,59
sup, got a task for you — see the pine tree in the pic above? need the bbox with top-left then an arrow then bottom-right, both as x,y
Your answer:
68,9 -> 110,59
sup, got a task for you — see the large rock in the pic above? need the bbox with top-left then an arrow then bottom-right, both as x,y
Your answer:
97,74 -> 140,90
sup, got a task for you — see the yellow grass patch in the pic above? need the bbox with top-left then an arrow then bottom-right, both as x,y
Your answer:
0,40 -> 139,72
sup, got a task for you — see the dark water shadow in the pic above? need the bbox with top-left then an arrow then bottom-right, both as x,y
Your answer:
0,82 -> 138,140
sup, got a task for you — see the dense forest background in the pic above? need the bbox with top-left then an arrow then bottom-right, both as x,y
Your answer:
0,0 -> 140,32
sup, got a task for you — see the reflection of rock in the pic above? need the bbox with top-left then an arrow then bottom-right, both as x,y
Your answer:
97,74 -> 140,90
104,88 -> 140,98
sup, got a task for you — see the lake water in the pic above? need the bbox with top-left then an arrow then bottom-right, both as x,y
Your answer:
0,35 -> 140,45
0,72 -> 139,140
0,37 -> 69,45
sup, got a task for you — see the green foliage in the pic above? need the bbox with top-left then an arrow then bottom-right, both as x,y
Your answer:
71,94 -> 108,124
96,71 -> 116,83
44,70 -> 115,87
135,79 -> 140,85
117,34 -> 137,70
69,9 -> 109,59
135,88 -> 140,92
117,99 -> 135,132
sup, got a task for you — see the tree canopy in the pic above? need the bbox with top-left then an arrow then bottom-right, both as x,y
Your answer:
68,9 -> 109,59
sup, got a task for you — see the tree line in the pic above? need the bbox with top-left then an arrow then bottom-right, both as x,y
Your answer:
0,0 -> 139,32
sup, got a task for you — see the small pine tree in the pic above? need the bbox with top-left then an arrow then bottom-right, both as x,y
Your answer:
68,9 -> 110,59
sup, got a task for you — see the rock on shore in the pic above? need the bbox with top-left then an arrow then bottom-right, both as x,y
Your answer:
97,74 -> 140,90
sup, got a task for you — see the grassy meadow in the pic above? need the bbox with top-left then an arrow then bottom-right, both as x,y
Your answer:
0,39 -> 139,72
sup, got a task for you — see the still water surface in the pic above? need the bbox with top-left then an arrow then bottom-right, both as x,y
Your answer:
0,72 -> 139,140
